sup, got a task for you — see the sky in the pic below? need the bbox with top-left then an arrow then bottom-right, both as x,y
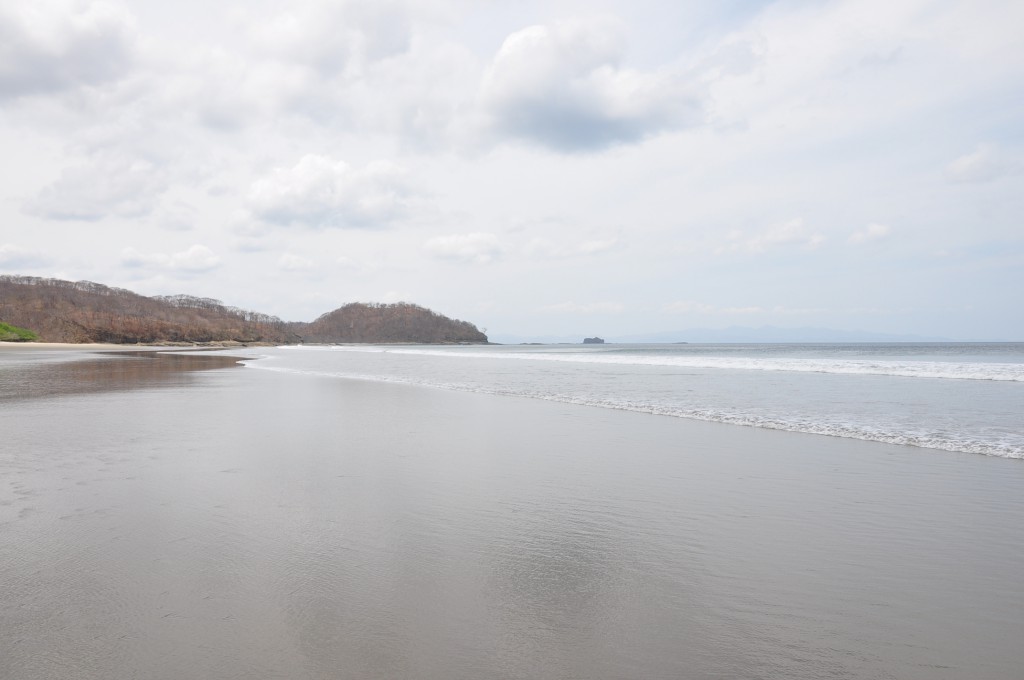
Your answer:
0,0 -> 1021,342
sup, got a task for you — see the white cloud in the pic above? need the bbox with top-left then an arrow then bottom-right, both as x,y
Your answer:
541,301 -> 624,314
160,47 -> 289,132
698,0 -> 1024,164
0,0 -> 136,100
663,301 -> 825,315
232,237 -> 270,254
335,254 -> 386,275
171,245 -> 221,272
120,247 -> 157,267
719,219 -> 825,254
249,0 -> 412,75
245,155 -> 412,229
578,238 -> 620,255
155,200 -> 198,232
120,244 -> 221,273
0,243 -> 50,269
664,301 -> 764,315
480,17 -> 702,151
945,145 -> 1016,184
523,236 -> 621,259
196,0 -> 464,137
662,300 -> 717,314
25,154 -> 167,220
279,253 -> 315,271
522,237 -> 561,259
423,232 -> 503,264
379,289 -> 408,303
848,223 -> 891,244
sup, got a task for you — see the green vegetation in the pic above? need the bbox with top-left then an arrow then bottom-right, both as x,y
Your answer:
0,321 -> 39,342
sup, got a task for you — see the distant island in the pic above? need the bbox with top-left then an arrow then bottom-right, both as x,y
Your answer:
583,337 -> 605,344
0,275 -> 487,345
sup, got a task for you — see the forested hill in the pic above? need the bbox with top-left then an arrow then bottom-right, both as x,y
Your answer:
0,275 -> 488,345
297,303 -> 487,344
0,276 -> 293,344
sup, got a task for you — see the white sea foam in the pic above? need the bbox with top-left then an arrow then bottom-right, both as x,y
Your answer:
245,361 -> 1024,459
279,345 -> 1024,381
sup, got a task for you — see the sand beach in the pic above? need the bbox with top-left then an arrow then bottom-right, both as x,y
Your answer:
1,346 -> 1023,679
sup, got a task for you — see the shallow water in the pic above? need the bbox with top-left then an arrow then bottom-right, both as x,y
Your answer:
253,343 -> 1024,458
2,348 -> 1023,679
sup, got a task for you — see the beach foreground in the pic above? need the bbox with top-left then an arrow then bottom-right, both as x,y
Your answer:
1,348 -> 1022,679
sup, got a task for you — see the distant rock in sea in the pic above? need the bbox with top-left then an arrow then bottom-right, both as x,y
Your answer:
583,337 -> 605,344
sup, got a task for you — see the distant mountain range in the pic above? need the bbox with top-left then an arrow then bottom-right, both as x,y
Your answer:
491,326 -> 950,345
0,275 -> 487,345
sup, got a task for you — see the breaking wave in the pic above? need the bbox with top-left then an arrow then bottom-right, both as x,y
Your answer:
243,361 -> 1024,460
280,345 -> 1024,382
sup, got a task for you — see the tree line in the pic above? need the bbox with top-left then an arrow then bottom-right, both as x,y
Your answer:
0,275 -> 487,344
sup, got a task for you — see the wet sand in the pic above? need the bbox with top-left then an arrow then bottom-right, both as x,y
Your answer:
0,342 -> 127,350
2,348 -> 1023,679
0,343 -> 266,353
0,347 -> 245,402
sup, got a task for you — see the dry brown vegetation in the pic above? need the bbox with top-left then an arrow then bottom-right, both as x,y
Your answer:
0,275 -> 487,344
301,302 -> 487,344
0,276 -> 293,343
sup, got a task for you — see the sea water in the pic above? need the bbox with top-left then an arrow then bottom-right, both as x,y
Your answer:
247,342 -> 1024,459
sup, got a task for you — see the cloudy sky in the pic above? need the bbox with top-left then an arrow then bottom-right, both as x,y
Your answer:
1,0 -> 1021,341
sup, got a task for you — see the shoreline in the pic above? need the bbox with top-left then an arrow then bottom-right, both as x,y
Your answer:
0,340 -> 490,351
0,341 -> 276,351
0,342 -> 129,350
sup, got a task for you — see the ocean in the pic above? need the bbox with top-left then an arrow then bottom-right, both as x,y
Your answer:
2,342 -> 1023,679
249,342 -> 1024,459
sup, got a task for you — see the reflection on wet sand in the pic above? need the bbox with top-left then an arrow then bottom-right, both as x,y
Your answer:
0,351 -> 244,402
